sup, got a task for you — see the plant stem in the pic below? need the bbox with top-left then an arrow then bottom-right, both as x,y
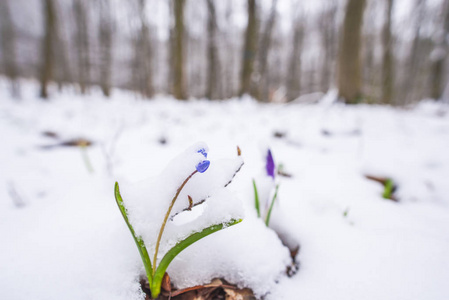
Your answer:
265,184 -> 279,226
253,179 -> 260,218
152,170 -> 198,277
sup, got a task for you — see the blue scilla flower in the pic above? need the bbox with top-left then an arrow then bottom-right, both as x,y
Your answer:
266,149 -> 275,179
196,160 -> 210,173
196,148 -> 210,173
197,148 -> 208,158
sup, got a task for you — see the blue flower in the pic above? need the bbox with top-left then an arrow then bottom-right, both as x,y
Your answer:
196,148 -> 210,173
197,148 -> 208,158
196,160 -> 210,173
266,149 -> 275,179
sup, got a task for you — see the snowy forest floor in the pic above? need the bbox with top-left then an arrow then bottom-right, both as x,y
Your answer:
1,81 -> 449,300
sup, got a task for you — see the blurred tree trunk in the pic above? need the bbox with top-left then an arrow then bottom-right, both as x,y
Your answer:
442,79 -> 449,103
286,20 -> 304,102
337,0 -> 366,104
430,0 -> 449,100
256,0 -> 277,102
402,0 -> 426,104
224,2 -> 236,98
0,0 -> 20,98
239,0 -> 258,97
54,30 -> 72,91
73,0 -> 90,94
39,0 -> 56,99
48,0 -> 71,92
132,0 -> 153,98
319,2 -> 338,93
99,0 -> 113,97
206,0 -> 220,100
381,0 -> 395,104
185,32 -> 204,98
172,0 -> 186,100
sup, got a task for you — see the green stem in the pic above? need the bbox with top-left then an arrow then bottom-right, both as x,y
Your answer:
253,179 -> 260,218
265,184 -> 279,226
152,170 -> 198,277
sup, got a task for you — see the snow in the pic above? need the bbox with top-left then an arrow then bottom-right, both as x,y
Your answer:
1,80 -> 449,299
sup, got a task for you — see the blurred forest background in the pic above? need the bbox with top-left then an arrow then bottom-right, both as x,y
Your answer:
0,0 -> 448,105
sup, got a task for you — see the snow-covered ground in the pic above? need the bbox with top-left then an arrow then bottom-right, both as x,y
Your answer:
1,81 -> 449,300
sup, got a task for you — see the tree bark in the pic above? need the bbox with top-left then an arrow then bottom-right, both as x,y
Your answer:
39,0 -> 56,99
99,0 -> 113,97
172,0 -> 186,100
131,0 -> 153,98
73,0 -> 90,94
224,1 -> 236,98
0,0 -> 20,98
401,0 -> 426,104
286,20 -> 304,102
256,0 -> 278,102
319,2 -> 338,93
381,0 -> 395,104
430,0 -> 449,100
337,0 -> 366,104
206,0 -> 219,100
238,0 -> 258,97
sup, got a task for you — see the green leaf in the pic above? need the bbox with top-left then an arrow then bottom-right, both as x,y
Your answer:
382,178 -> 394,199
253,179 -> 260,218
265,184 -> 279,226
114,182 -> 153,284
150,219 -> 242,298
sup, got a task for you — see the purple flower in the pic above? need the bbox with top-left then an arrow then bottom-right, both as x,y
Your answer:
196,160 -> 210,173
266,149 -> 275,179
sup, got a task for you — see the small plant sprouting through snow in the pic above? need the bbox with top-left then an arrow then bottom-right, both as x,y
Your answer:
253,149 -> 280,226
114,143 -> 244,299
252,149 -> 300,276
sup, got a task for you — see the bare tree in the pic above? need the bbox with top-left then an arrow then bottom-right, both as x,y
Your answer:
98,0 -> 114,97
39,0 -> 57,99
4,0 -> 443,106
223,1 -> 238,98
131,0 -> 153,98
286,19 -> 305,101
337,0 -> 367,104
0,0 -> 20,98
319,1 -> 338,93
171,0 -> 187,100
205,0 -> 220,100
401,0 -> 427,103
52,1 -> 72,91
239,0 -> 258,97
73,0 -> 91,94
381,0 -> 395,104
255,0 -> 278,102
429,0 -> 449,100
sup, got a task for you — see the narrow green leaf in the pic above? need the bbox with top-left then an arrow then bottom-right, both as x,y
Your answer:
382,178 -> 394,199
114,182 -> 153,284
150,219 -> 242,298
265,184 -> 279,226
253,179 -> 260,218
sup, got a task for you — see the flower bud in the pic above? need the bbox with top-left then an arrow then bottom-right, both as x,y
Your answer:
196,160 -> 210,173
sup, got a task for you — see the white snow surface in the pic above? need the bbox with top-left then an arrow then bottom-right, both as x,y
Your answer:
1,81 -> 449,300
